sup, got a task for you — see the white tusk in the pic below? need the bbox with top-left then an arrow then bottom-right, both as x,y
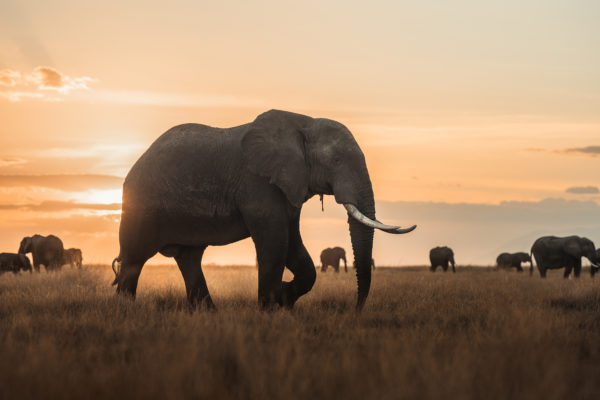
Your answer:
344,204 -> 416,234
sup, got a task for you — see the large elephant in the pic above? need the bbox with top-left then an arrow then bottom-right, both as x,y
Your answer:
531,235 -> 599,278
320,247 -> 347,273
429,246 -> 455,273
18,234 -> 64,272
496,252 -> 531,272
0,253 -> 32,274
111,110 -> 416,310
62,248 -> 83,269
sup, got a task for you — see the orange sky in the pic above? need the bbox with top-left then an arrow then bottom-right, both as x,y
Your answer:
1,1 -> 599,265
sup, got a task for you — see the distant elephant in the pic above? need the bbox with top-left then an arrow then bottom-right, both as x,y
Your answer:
496,252 -> 531,272
62,248 -> 83,268
0,253 -> 32,274
18,234 -> 64,272
531,235 -> 599,278
430,246 -> 455,273
111,110 -> 416,311
320,247 -> 347,273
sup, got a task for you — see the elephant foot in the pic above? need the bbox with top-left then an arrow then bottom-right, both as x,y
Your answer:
280,281 -> 298,309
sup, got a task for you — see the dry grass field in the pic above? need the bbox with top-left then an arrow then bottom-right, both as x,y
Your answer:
1,264 -> 599,400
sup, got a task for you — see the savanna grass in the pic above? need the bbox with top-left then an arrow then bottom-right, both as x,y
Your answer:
0,265 -> 599,399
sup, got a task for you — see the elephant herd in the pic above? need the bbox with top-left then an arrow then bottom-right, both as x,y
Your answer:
2,111 -> 598,312
427,235 -> 600,278
320,236 -> 599,280
0,234 -> 83,275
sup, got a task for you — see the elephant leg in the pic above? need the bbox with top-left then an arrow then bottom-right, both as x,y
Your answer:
175,246 -> 215,310
563,266 -> 572,279
430,264 -> 436,272
248,219 -> 288,309
539,267 -> 547,278
442,263 -> 448,272
573,261 -> 581,278
321,263 -> 327,272
451,263 -> 456,273
282,225 -> 316,308
334,260 -> 340,273
116,258 -> 148,298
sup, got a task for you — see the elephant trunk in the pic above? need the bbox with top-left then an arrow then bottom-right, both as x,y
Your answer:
347,188 -> 376,311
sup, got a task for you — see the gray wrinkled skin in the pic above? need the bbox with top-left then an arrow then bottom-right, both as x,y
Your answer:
430,246 -> 455,273
320,247 -> 347,273
496,252 -> 531,272
112,110 -> 406,310
18,234 -> 64,272
531,235 -> 599,278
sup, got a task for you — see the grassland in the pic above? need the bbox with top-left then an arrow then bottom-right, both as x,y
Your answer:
1,264 -> 599,400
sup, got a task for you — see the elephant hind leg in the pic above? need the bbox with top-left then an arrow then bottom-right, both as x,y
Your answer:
175,246 -> 215,310
116,256 -> 150,298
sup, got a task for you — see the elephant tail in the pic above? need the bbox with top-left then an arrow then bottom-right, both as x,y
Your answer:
111,255 -> 121,286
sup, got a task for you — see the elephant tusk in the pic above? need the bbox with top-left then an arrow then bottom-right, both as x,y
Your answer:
344,204 -> 416,234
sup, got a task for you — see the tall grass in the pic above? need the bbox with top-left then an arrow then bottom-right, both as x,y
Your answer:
0,265 -> 599,399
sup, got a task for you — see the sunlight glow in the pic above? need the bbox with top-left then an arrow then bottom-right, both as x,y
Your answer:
72,189 -> 122,205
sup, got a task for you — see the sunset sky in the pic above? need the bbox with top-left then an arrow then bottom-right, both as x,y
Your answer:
1,0 -> 599,265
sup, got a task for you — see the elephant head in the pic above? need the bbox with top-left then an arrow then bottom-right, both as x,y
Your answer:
242,110 -> 416,309
18,236 -> 32,254
19,254 -> 32,273
593,249 -> 600,277
516,252 -> 532,264
565,237 -> 599,276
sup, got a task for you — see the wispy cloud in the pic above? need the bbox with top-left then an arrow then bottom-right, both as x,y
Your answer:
0,174 -> 123,191
0,157 -> 27,167
526,145 -> 600,158
565,146 -> 600,157
565,186 -> 599,194
0,66 -> 94,101
0,200 -> 120,212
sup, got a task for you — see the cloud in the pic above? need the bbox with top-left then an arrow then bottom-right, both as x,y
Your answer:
565,186 -> 599,194
0,157 -> 27,167
0,66 -> 94,101
0,174 -> 123,191
565,146 -> 600,157
527,145 -> 600,158
0,69 -> 21,87
0,200 -> 121,212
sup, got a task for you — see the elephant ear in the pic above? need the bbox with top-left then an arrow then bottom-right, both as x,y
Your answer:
564,238 -> 582,258
242,110 -> 311,208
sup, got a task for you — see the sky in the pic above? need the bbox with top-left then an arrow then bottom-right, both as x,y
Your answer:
0,0 -> 599,266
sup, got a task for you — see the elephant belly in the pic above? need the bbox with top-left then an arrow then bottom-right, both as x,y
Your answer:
151,207 -> 251,249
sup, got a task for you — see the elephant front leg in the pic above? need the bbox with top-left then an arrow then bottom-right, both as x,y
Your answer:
573,260 -> 582,278
175,246 -> 215,310
283,228 -> 316,308
249,224 -> 288,309
564,266 -> 573,279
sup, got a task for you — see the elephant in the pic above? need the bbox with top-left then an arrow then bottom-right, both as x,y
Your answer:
62,248 -> 83,268
111,110 -> 416,310
320,247 -> 347,273
496,252 -> 531,272
0,253 -> 32,274
531,235 -> 599,278
429,246 -> 455,273
18,234 -> 64,272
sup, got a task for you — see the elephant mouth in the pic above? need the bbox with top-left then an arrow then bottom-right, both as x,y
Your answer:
343,204 -> 416,234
